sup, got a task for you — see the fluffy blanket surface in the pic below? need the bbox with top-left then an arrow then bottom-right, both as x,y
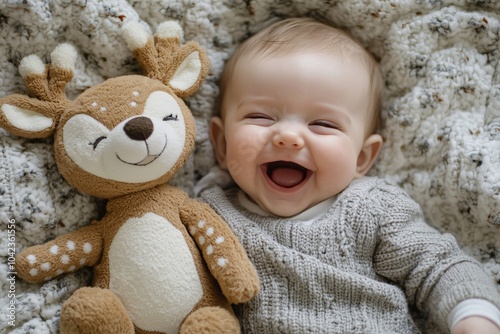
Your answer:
1,0 -> 500,333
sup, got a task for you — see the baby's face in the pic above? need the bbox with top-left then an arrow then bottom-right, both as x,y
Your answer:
213,50 -> 376,217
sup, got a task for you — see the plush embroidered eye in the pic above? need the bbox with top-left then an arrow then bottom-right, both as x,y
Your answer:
90,136 -> 107,150
163,114 -> 178,121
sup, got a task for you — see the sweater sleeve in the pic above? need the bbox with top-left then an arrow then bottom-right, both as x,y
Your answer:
371,182 -> 500,331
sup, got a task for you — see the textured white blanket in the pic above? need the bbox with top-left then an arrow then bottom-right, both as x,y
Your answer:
1,1 -> 499,333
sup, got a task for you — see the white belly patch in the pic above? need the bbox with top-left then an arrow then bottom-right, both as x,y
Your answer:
108,212 -> 203,333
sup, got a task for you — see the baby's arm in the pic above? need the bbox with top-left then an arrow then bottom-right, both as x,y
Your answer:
449,299 -> 500,334
372,182 -> 500,331
452,317 -> 500,334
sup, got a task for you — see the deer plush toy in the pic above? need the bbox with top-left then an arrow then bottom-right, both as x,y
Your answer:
0,21 -> 260,334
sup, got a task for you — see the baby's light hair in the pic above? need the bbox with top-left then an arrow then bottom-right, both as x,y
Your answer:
219,17 -> 383,135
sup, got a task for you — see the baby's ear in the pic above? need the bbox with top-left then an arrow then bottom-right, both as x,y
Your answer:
209,117 -> 228,170
355,134 -> 383,177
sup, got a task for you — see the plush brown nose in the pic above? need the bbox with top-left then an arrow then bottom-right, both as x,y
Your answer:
123,116 -> 154,141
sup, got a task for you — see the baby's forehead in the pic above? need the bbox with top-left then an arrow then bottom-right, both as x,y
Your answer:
242,27 -> 369,68
231,43 -> 371,80
249,36 -> 364,60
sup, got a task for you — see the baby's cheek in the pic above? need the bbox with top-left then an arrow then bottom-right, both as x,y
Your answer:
225,147 -> 253,178
227,130 -> 267,171
317,142 -> 358,181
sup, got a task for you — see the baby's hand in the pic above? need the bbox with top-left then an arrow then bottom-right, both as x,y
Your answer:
451,316 -> 500,334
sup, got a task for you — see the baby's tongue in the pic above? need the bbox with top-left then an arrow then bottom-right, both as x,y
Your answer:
269,163 -> 305,188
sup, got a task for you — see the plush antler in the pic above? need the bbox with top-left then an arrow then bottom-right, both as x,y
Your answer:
0,43 -> 76,138
122,21 -> 210,98
22,43 -> 76,103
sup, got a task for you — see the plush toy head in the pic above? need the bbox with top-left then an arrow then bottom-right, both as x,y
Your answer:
0,21 -> 209,198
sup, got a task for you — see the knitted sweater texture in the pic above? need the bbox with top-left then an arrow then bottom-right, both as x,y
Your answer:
201,177 -> 500,334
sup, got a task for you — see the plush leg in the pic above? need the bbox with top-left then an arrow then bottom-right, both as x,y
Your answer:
180,306 -> 240,334
60,287 -> 134,334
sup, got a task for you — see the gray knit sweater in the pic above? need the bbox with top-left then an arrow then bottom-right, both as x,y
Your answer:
201,177 -> 500,334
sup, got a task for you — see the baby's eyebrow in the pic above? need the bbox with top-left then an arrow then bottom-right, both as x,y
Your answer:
314,102 -> 353,124
237,96 -> 277,108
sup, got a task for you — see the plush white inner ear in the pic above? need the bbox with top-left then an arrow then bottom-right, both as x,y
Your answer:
169,51 -> 201,92
2,104 -> 53,132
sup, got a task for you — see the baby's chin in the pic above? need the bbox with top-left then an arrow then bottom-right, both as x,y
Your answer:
241,192 -> 305,218
259,200 -> 315,218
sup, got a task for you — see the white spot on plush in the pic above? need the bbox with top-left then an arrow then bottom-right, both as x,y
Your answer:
41,262 -> 51,271
189,226 -> 197,235
56,269 -> 64,275
198,236 -> 205,245
133,91 -> 139,96
198,220 -> 206,228
131,101 -> 137,107
67,240 -> 75,250
215,236 -> 224,244
50,245 -> 59,255
83,243 -> 92,254
206,227 -> 214,236
100,107 -> 107,112
206,245 -> 214,255
217,258 -> 228,267
92,102 -> 98,107
61,255 -> 70,265
68,265 -> 76,272
27,254 -> 37,264
79,258 -> 86,265
29,268 -> 38,276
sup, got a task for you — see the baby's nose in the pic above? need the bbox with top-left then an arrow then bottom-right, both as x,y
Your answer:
272,128 -> 304,149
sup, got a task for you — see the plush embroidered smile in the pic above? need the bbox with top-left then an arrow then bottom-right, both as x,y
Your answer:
116,134 -> 168,166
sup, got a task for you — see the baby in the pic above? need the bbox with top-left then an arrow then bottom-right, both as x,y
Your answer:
198,17 -> 500,333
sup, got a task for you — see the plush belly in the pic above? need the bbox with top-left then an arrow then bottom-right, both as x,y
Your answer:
108,212 -> 203,333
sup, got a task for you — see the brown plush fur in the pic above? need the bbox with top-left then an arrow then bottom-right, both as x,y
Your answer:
2,21 -> 259,334
180,307 -> 240,334
60,287 -> 134,333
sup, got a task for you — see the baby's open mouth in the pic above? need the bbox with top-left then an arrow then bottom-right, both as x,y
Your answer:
264,161 -> 310,188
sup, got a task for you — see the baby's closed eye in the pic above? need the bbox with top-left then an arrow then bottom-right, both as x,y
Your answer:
244,113 -> 275,126
309,120 -> 342,134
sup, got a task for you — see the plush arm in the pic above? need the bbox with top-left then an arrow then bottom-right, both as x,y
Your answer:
180,197 -> 260,304
16,224 -> 103,283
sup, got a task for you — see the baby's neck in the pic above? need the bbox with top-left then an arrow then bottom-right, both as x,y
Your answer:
237,190 -> 335,226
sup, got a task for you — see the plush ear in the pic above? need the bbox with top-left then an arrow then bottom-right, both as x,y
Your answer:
0,95 -> 60,138
122,20 -> 210,98
355,133 -> 383,177
165,41 -> 209,98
